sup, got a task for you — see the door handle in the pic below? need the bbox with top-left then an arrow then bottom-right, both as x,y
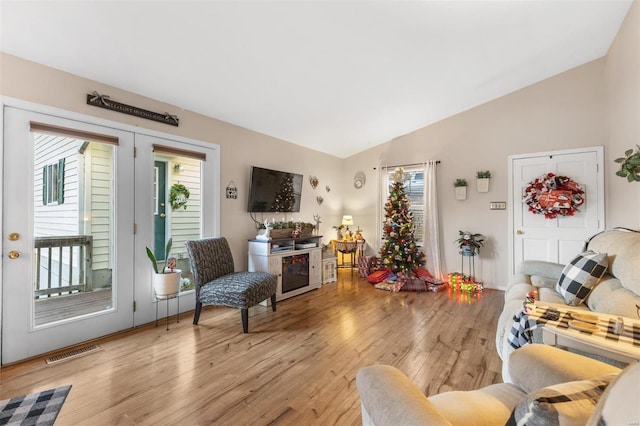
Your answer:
8,232 -> 20,241
516,230 -> 524,235
160,213 -> 166,218
8,250 -> 20,259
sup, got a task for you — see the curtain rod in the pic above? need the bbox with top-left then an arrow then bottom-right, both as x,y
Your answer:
374,160 -> 440,170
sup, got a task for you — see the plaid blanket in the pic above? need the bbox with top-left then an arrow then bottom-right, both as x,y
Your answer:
508,305 -> 640,350
508,306 -> 539,349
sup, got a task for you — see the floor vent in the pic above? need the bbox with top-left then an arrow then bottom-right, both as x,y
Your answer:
45,344 -> 102,365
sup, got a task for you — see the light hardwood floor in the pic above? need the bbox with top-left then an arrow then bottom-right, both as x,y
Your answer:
0,270 -> 505,425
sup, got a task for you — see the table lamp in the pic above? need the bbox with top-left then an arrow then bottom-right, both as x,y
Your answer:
342,215 -> 354,240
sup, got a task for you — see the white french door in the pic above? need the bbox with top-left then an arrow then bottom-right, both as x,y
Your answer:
2,105 -> 220,363
2,107 -> 135,364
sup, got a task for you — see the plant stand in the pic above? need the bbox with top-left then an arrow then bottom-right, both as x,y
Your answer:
155,291 -> 180,331
460,251 -> 476,282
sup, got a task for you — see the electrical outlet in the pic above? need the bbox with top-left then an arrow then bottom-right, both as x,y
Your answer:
490,201 -> 506,210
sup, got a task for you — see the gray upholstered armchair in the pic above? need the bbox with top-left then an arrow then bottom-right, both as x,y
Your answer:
185,237 -> 277,333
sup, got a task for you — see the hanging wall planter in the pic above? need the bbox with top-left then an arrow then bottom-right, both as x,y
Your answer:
476,170 -> 491,193
454,178 -> 468,200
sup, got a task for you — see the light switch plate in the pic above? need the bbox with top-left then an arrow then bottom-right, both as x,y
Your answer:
490,201 -> 506,210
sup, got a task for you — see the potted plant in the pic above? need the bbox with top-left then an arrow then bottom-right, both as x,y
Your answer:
476,170 -> 491,192
614,146 -> 640,182
454,178 -> 468,200
455,230 -> 484,256
261,220 -> 315,239
146,238 -> 181,296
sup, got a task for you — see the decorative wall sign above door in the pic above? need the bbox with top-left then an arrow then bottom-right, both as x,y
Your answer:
87,91 -> 179,126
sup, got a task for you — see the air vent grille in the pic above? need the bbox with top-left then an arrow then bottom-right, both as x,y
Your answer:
45,344 -> 101,365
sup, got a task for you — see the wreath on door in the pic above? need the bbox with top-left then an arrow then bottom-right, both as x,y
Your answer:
169,183 -> 190,210
523,172 -> 584,219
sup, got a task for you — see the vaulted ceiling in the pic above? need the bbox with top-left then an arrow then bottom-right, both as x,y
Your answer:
0,1 -> 632,158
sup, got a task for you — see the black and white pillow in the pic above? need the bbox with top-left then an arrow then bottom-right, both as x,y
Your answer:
556,250 -> 608,306
505,374 -> 616,426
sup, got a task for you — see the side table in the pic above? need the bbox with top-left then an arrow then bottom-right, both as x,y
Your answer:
155,292 -> 180,331
331,239 -> 366,272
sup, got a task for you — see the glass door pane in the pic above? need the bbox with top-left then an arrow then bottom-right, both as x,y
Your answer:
33,134 -> 115,326
153,153 -> 202,293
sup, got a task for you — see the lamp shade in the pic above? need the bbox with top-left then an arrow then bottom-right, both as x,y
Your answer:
341,215 -> 354,226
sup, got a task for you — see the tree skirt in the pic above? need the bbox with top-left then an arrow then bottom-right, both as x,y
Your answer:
0,385 -> 71,425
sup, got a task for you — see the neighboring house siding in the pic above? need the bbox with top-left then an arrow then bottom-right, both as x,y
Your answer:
167,157 -> 202,259
86,143 -> 113,273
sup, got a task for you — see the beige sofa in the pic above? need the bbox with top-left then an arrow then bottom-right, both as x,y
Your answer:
496,228 -> 640,375
356,344 -> 638,425
361,344 -> 640,425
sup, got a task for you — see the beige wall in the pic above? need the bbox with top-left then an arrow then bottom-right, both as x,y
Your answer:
0,53 -> 345,265
605,0 -> 640,228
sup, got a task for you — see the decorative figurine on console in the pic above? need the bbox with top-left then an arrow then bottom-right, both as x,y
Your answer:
313,214 -> 322,236
291,221 -> 302,238
256,220 -> 272,241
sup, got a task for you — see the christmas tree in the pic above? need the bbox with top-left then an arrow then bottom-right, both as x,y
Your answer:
271,174 -> 295,212
380,168 -> 426,290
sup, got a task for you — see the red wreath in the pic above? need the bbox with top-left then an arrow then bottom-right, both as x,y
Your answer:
523,172 -> 585,219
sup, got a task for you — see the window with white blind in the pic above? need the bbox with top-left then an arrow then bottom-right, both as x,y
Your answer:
383,167 -> 424,244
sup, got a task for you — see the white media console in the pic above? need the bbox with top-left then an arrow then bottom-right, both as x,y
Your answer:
248,235 -> 323,304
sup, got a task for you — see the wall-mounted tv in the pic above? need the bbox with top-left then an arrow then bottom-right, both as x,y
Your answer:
247,166 -> 303,213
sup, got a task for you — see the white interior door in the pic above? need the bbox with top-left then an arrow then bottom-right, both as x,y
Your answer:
2,107 -> 135,364
509,147 -> 604,276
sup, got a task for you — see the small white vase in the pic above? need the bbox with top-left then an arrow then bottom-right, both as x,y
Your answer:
477,178 -> 490,193
152,270 -> 181,297
454,186 -> 467,201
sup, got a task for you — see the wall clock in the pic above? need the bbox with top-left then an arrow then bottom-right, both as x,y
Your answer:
354,171 -> 366,189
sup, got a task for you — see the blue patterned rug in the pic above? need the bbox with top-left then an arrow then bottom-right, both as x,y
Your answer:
0,385 -> 71,425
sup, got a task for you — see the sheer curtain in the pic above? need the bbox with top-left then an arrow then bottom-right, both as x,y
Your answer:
422,161 -> 443,279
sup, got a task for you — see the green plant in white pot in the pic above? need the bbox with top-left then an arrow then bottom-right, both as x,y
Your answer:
476,170 -> 491,193
146,238 -> 181,297
454,178 -> 468,200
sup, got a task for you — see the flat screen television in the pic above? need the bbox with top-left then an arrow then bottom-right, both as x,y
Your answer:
247,166 -> 303,212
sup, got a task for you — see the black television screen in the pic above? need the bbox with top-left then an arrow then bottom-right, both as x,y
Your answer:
247,166 -> 303,212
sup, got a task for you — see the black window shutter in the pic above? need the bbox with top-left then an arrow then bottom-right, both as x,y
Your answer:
42,166 -> 48,206
57,158 -> 65,204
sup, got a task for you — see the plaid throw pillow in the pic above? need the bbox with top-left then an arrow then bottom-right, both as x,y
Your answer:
505,375 -> 616,426
556,250 -> 608,306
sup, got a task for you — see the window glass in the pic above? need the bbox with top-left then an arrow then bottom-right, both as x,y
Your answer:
384,168 -> 424,244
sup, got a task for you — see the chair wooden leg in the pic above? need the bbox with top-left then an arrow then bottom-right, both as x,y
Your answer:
271,294 -> 276,312
241,308 -> 249,333
193,301 -> 202,325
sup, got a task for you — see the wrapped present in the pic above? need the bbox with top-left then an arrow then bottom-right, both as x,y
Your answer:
367,269 -> 389,284
358,255 -> 377,278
